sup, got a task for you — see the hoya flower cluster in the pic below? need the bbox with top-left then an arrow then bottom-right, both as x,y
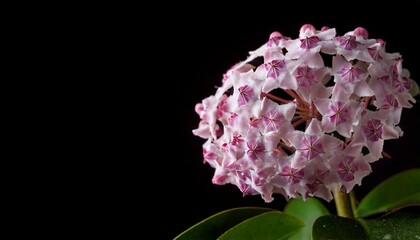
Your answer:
193,24 -> 416,202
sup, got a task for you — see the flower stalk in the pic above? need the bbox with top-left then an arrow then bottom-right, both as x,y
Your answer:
333,187 -> 354,218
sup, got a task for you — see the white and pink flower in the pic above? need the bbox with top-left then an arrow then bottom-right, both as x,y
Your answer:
193,24 -> 417,203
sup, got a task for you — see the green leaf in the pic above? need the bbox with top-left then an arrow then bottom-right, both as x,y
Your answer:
217,211 -> 304,240
312,215 -> 369,240
284,197 -> 329,240
174,207 -> 275,240
363,210 -> 420,240
356,168 -> 420,218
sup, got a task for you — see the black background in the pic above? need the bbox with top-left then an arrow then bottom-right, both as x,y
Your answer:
9,3 -> 419,240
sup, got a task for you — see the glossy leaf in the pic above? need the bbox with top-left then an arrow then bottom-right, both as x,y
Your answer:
312,215 -> 368,240
217,211 -> 304,240
356,168 -> 420,218
284,197 -> 329,240
174,207 -> 275,240
363,210 -> 420,240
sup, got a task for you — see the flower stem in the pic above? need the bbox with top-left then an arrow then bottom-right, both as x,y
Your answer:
333,187 -> 354,218
261,92 -> 291,104
349,190 -> 358,215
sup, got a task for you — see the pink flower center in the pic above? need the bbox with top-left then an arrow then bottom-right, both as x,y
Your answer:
295,65 -> 316,87
328,102 -> 349,125
267,32 -> 283,47
382,94 -> 398,109
338,156 -> 358,182
300,36 -> 320,49
280,166 -> 304,184
340,66 -> 363,83
338,35 -> 359,50
299,135 -> 323,160
238,85 -> 253,106
265,59 -> 285,79
262,110 -> 283,131
246,140 -> 265,160
363,118 -> 384,142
